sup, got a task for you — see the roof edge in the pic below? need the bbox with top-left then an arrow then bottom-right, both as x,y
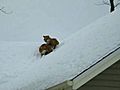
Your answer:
47,80 -> 73,90
47,46 -> 120,90
72,46 -> 120,90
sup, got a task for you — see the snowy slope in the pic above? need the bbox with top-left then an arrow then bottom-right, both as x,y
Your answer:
0,9 -> 120,90
0,0 -> 108,42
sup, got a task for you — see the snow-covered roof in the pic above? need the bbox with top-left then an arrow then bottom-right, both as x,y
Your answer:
0,0 -> 120,90
0,0 -> 108,41
0,8 -> 120,90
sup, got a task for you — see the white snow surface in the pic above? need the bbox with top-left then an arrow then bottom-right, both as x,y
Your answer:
0,0 -> 108,42
0,0 -> 120,90
0,9 -> 120,90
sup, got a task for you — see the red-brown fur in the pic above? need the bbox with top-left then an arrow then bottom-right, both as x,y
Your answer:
43,35 -> 59,49
39,44 -> 53,56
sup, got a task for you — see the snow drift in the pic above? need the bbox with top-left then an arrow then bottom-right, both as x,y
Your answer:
0,8 -> 120,90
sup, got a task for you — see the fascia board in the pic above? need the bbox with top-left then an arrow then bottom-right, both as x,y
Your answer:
71,47 -> 120,90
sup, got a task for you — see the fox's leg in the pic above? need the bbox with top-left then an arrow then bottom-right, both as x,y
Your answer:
40,54 -> 43,57
53,45 -> 56,49
45,50 -> 52,55
41,50 -> 47,56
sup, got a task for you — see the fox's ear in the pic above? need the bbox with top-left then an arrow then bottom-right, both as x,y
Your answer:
47,35 -> 50,38
43,35 -> 47,38
43,35 -> 50,37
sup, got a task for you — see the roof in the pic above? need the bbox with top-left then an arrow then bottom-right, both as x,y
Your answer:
0,4 -> 120,90
47,10 -> 120,90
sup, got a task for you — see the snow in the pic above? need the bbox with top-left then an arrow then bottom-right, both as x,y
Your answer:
0,0 -> 108,42
0,0 -> 120,90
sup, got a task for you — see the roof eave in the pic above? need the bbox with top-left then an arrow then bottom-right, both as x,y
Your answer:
47,46 -> 120,90
72,46 -> 120,90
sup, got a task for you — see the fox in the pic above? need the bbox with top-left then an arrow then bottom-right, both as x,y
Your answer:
43,35 -> 59,49
39,44 -> 53,56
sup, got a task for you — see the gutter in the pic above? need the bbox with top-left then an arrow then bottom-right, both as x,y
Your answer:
47,46 -> 120,90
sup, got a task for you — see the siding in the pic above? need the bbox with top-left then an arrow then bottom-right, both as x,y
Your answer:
78,60 -> 120,90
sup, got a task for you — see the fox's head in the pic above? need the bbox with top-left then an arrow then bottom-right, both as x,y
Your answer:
43,35 -> 51,42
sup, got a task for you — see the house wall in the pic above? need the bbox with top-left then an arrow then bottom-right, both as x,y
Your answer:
78,60 -> 120,90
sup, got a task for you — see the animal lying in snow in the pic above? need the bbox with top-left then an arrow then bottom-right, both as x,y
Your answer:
43,35 -> 59,49
39,44 -> 53,57
39,35 -> 59,57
